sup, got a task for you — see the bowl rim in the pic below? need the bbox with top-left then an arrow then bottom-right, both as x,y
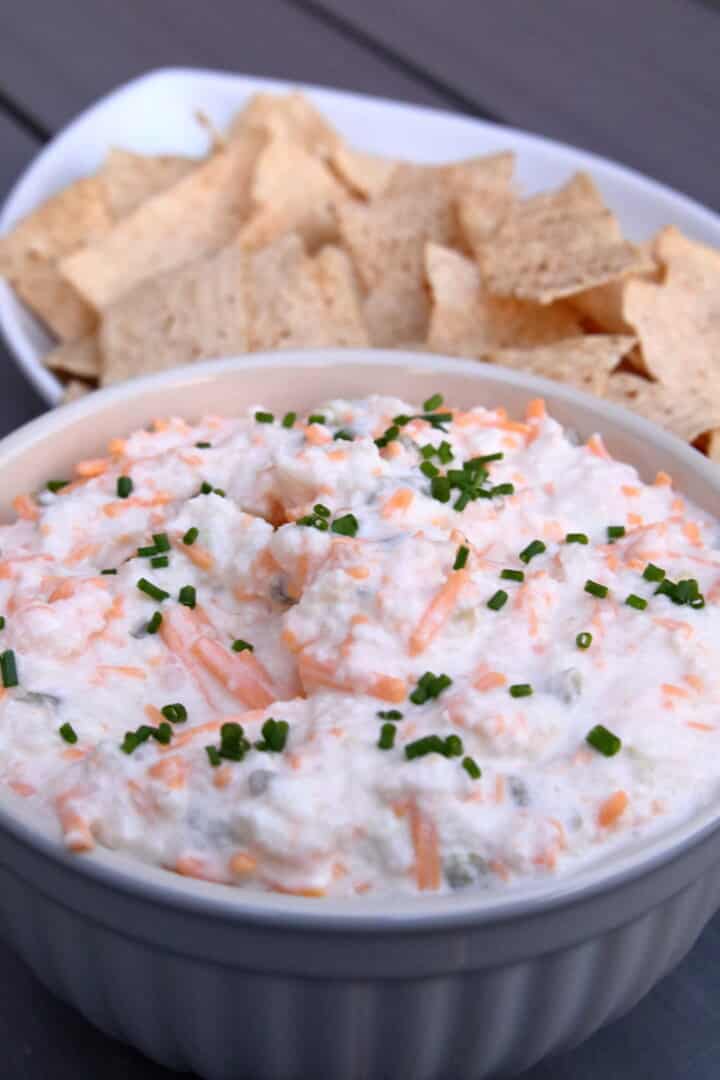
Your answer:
0,347 -> 719,931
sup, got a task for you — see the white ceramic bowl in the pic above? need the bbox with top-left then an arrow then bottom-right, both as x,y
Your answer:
0,350 -> 718,1079
1,67 -> 720,405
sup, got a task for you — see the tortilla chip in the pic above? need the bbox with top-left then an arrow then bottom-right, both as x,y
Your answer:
425,244 -> 583,355
338,187 -> 460,345
622,226 -> 720,386
99,245 -> 250,385
606,372 -> 720,444
328,144 -> 399,200
571,243 -> 658,333
61,130 -> 263,310
100,149 -> 196,219
388,152 -> 515,197
476,173 -> 645,303
485,335 -> 635,396
249,235 -> 368,351
44,334 -> 101,380
230,92 -> 340,158
61,379 -> 94,404
0,176 -> 111,340
238,137 -> 348,253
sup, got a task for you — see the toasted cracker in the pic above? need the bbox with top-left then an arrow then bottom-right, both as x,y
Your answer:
100,149 -> 196,219
0,176 -> 111,339
99,244 -> 250,385
571,242 -> 658,333
249,234 -> 368,351
425,244 -> 583,356
238,137 -> 348,253
622,226 -> 720,386
388,152 -> 515,197
485,335 -> 635,396
476,173 -> 645,303
606,372 -> 720,444
230,91 -> 340,157
61,379 -> 94,404
328,144 -> 399,200
61,130 -> 263,310
44,334 -> 101,379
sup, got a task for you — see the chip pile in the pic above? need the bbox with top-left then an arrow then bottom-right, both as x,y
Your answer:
0,91 -> 718,462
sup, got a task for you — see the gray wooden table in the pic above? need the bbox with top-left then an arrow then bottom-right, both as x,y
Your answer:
0,2 -> 719,1076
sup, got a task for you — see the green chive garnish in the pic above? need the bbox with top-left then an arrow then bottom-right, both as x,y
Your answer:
585,580 -> 609,599
453,545 -> 469,570
487,590 -> 508,611
195,441 -> 211,448
431,476 -> 451,503
0,616 -> 5,630
150,555 -> 169,569
331,514 -> 358,537
152,722 -> 173,745
423,393 -> 444,412
438,442 -> 454,464
313,504 -> 331,518
137,544 -> 160,557
282,412 -> 297,429
586,724 -> 622,757
462,756 -> 481,780
182,527 -> 199,546
146,611 -> 163,634
501,569 -> 524,582
607,525 -> 626,541
256,717 -> 289,753
377,709 -> 403,721
206,746 -> 222,767
444,734 -> 463,757
1,649 -> 19,688
576,631 -> 593,650
178,585 -> 196,609
565,533 -> 589,545
152,533 -> 170,553
116,476 -> 133,499
519,539 -> 546,564
200,482 -> 213,495
475,452 -> 504,464
101,569 -> 117,575
47,480 -> 69,493
217,721 -> 251,761
409,672 -> 452,705
625,594 -> 648,611
255,411 -> 274,423
308,414 -> 325,425
643,563 -> 666,583
491,483 -> 515,497
232,639 -> 254,653
333,429 -> 354,442
59,722 -> 77,745
509,683 -> 533,698
378,723 -> 396,750
161,703 -> 187,724
420,461 -> 439,479
137,578 -> 169,602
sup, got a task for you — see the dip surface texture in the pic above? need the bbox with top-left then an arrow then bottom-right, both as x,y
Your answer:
0,395 -> 717,897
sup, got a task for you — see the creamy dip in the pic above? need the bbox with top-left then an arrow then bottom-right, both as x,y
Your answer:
0,394 -> 717,897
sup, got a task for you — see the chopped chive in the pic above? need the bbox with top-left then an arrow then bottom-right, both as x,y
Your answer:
116,476 -> 133,499
584,580 -> 609,599
200,481 -> 213,495
313,503 -> 331,518
491,483 -> 515,497
213,487 -> 226,498
0,616 -> 5,630
462,756 -> 481,780
121,733 -> 139,754
586,724 -> 622,757
152,533 -> 170,553
431,475 -> 451,503
453,491 -> 471,513
409,671 -> 452,704
218,721 -> 251,761
137,544 -> 159,557
101,568 -> 117,575
423,393 -> 444,412
150,555 -> 169,569
137,578 -> 169,602
509,683 -> 533,698
308,414 -> 325,425
195,441 -> 212,448
377,709 -> 403,721
420,461 -> 439,479
333,429 -> 354,441
1,650 -> 19,688
500,568 -> 524,582
256,717 -> 289,753
565,532 -> 589,545
378,723 -> 396,750
487,590 -> 508,611
47,480 -> 69,493
178,585 -> 196,609
437,441 -> 454,464
420,412 -> 453,426
519,539 -> 546,564
643,563 -> 666,583
331,513 -> 359,538
206,745 -> 222,767
453,544 -> 469,570
476,452 -> 504,464
282,411 -> 297,429
404,734 -> 447,760
152,722 -> 173,745
392,414 -> 411,427
146,611 -> 163,634
232,639 -> 254,653
161,703 -> 187,724
576,631 -> 593,650
607,525 -> 626,541
444,734 -> 464,757
59,722 -> 77,745
254,411 -> 274,424
420,444 -> 436,459
625,593 -> 648,611
182,527 -> 199,546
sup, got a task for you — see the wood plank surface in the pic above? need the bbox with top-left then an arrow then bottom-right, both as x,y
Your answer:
299,0 -> 720,209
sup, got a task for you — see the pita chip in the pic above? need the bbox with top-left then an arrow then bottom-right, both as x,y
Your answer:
329,143 -> 399,201
230,91 -> 340,157
61,379 -> 93,404
99,244 -> 250,385
44,334 -> 101,380
0,176 -> 111,340
485,335 -> 635,396
100,149 -> 196,219
606,372 -> 720,444
477,173 -> 645,303
388,151 -> 515,198
61,129 -> 264,309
